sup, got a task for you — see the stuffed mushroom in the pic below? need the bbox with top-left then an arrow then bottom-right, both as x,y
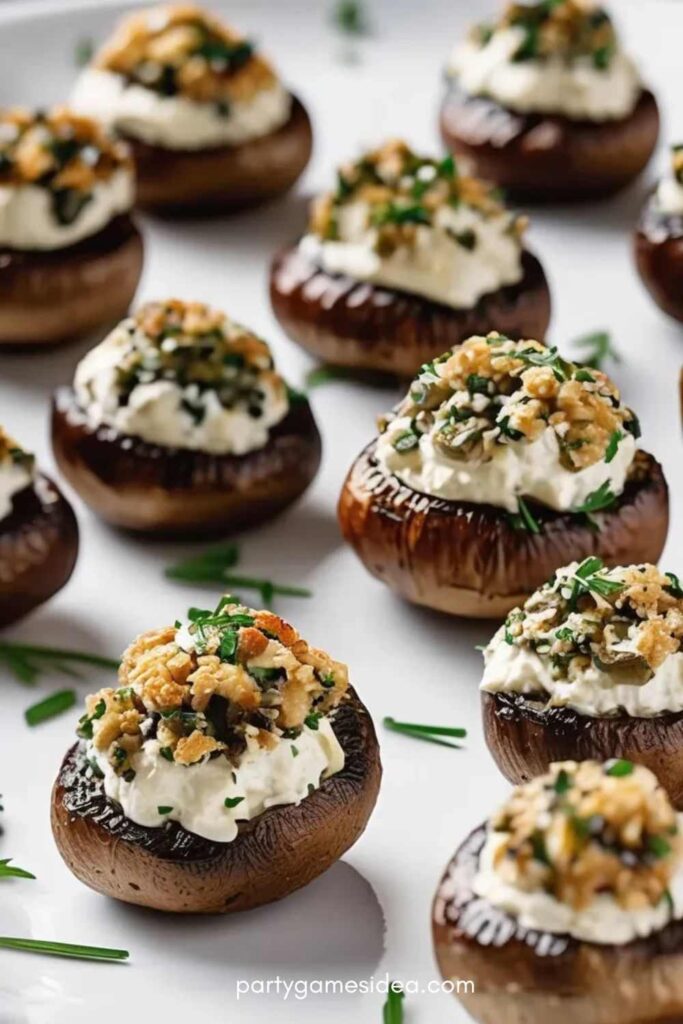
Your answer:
51,599 -> 381,913
482,560 -> 683,806
51,299 -> 321,537
270,140 -> 551,377
0,107 -> 142,347
634,144 -> 683,324
338,333 -> 667,618
71,4 -> 313,215
441,0 -> 659,202
0,426 -> 78,627
433,759 -> 683,1024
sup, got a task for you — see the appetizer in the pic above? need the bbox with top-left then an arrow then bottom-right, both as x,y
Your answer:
635,145 -> 683,323
71,4 -> 313,214
338,333 -> 667,618
433,759 -> 683,1023
0,426 -> 78,627
270,140 -> 550,377
441,0 -> 659,201
51,299 -> 321,537
0,108 -> 141,347
51,599 -> 381,913
482,560 -> 683,805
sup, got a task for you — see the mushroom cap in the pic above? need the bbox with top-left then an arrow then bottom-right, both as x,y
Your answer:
0,474 -> 79,627
0,214 -> 143,347
338,444 -> 669,618
433,825 -> 683,1024
51,387 -> 322,537
634,199 -> 683,324
127,96 -> 312,215
270,245 -> 551,377
482,690 -> 683,809
51,690 -> 382,914
440,86 -> 659,203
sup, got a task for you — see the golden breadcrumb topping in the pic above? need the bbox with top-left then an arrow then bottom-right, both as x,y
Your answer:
383,333 -> 639,472
0,426 -> 35,477
94,4 -> 278,104
309,139 -> 524,254
78,599 -> 348,776
472,0 -> 619,66
499,558 -> 683,684
0,107 -> 131,193
491,760 -> 680,912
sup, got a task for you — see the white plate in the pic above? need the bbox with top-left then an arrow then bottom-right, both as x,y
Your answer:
0,1 -> 681,1022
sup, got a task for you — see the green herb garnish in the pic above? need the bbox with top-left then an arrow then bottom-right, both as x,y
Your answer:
224,796 -> 245,809
515,496 -> 541,535
0,859 -> 35,881
604,430 -> 623,464
0,642 -> 119,686
333,0 -> 369,36
383,983 -> 405,1024
605,758 -> 634,777
25,689 -> 76,727
383,717 -> 466,750
572,481 -> 617,516
166,545 -> 311,607
157,806 -> 173,816
572,330 -> 621,370
0,938 -> 129,962
665,572 -> 683,598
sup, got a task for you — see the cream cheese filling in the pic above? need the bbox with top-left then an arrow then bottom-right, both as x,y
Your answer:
299,197 -> 523,310
655,175 -> 683,217
473,825 -> 683,945
74,322 -> 289,455
71,68 -> 291,151
376,417 -> 636,514
0,167 -> 133,251
89,717 -> 345,844
482,629 -> 683,717
0,460 -> 33,521
449,26 -> 641,122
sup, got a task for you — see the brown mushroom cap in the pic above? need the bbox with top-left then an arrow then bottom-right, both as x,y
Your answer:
51,387 -> 321,538
433,825 -> 683,1024
482,690 -> 683,809
0,215 -> 143,348
338,444 -> 669,618
51,690 -> 381,914
0,474 -> 79,627
270,245 -> 551,377
634,199 -> 683,324
440,86 -> 660,203
126,96 -> 312,215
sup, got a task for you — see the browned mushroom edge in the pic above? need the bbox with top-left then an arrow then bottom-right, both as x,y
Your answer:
439,84 -> 660,203
0,474 -> 79,627
51,690 -> 381,914
51,387 -> 322,538
0,215 -> 143,348
126,96 -> 312,216
634,197 -> 683,325
482,691 -> 683,808
337,444 -> 669,619
432,825 -> 683,1024
270,245 -> 551,378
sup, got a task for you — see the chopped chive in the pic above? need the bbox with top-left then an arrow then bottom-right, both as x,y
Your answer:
0,859 -> 35,881
224,796 -> 244,809
0,937 -> 129,962
157,806 -> 173,816
605,759 -> 634,777
165,546 -> 311,606
0,642 -> 119,686
604,429 -> 623,464
516,496 -> 541,534
25,689 -> 76,726
383,717 -> 466,750
383,982 -> 405,1023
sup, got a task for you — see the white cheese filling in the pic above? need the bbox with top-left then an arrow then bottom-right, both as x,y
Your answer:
473,825 -> 683,945
482,630 -> 683,717
71,68 -> 291,151
376,417 -> 636,514
655,175 -> 683,216
299,197 -> 523,310
73,322 -> 289,455
449,27 -> 641,122
89,718 -> 345,844
0,460 -> 33,521
0,168 -> 133,251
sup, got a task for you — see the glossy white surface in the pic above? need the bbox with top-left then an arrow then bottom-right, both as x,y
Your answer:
0,1 -> 681,1023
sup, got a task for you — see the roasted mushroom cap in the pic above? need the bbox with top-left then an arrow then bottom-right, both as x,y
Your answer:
51,387 -> 321,538
127,97 -> 312,215
634,200 -> 683,324
482,691 -> 683,809
270,245 -> 551,377
440,87 -> 660,202
0,215 -> 143,347
338,446 -> 668,618
433,825 -> 683,1024
51,690 -> 381,914
0,475 -> 79,627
